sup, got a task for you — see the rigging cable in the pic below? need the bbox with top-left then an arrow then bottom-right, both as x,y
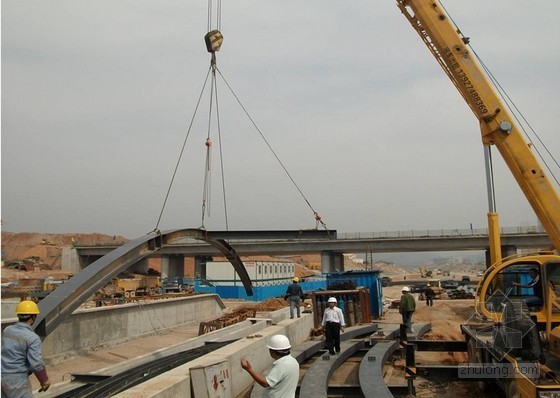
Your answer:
155,0 -> 328,232
154,0 -> 226,233
215,67 -> 329,230
473,49 -> 560,187
152,68 -> 213,233
201,0 -> 228,229
201,60 -> 228,229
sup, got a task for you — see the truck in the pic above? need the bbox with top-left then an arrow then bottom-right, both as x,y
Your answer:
113,275 -> 161,297
161,276 -> 193,293
397,0 -> 560,396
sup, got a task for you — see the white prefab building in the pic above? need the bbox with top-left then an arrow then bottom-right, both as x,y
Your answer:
205,260 -> 296,286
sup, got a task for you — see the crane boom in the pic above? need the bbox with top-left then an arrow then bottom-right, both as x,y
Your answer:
397,0 -> 560,252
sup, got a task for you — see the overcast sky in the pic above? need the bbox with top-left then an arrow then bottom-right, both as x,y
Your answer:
2,0 -> 559,239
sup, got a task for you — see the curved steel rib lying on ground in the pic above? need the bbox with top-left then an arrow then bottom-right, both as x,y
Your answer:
33,229 -> 252,338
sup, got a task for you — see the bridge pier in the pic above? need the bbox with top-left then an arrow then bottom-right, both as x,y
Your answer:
62,247 -> 81,273
195,255 -> 211,278
485,244 -> 517,267
161,254 -> 185,278
321,251 -> 345,273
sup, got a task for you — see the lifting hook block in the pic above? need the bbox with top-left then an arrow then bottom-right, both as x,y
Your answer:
204,30 -> 223,53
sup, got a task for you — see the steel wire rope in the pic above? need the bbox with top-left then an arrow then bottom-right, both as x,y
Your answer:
201,138 -> 212,227
215,67 -> 330,231
201,62 -> 229,230
207,0 -> 221,32
202,0 -> 228,229
202,0 -> 227,229
201,69 -> 216,228
214,74 -> 229,230
153,67 -> 212,233
207,0 -> 212,32
440,1 -> 559,187
475,53 -> 560,186
217,0 -> 222,31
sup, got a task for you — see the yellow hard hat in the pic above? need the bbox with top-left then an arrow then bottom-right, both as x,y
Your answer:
16,300 -> 40,315
293,277 -> 299,282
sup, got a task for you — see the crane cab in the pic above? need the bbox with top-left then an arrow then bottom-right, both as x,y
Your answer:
476,253 -> 560,326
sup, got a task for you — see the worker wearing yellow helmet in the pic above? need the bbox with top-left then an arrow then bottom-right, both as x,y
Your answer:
1,300 -> 50,396
284,277 -> 304,319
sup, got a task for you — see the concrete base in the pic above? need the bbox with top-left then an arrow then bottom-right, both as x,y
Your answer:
113,311 -> 315,398
2,294 -> 226,363
1,299 -> 20,319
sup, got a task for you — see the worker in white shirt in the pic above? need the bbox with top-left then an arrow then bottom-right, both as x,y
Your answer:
321,297 -> 346,355
240,334 -> 299,398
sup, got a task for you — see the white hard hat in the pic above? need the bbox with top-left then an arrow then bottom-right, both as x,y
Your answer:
267,334 -> 291,351
402,286 -> 411,292
328,297 -> 337,303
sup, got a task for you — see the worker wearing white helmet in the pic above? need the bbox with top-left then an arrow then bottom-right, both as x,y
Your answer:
240,334 -> 299,398
321,297 -> 346,355
1,300 -> 50,397
424,283 -> 435,307
399,287 -> 416,333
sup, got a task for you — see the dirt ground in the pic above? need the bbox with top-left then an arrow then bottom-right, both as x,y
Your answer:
374,285 -> 501,398
382,284 -> 474,341
33,287 -> 495,397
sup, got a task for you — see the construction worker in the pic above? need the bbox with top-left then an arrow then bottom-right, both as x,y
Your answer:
1,300 -> 50,397
512,268 -> 543,307
399,287 -> 416,333
284,277 -> 304,319
424,284 -> 435,307
240,334 -> 299,398
321,297 -> 346,355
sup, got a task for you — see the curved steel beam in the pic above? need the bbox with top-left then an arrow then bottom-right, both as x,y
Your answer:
33,229 -> 252,338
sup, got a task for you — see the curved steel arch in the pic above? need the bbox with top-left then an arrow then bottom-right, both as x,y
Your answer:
33,229 -> 252,338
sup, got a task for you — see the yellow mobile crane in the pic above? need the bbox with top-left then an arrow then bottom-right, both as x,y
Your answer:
397,1 -> 560,396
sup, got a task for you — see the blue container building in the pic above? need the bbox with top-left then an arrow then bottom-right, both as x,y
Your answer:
325,270 -> 383,318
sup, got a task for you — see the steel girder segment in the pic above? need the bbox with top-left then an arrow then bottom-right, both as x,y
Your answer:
162,229 -> 253,297
33,229 -> 252,339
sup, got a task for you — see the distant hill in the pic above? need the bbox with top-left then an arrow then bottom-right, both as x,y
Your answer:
1,232 -> 128,269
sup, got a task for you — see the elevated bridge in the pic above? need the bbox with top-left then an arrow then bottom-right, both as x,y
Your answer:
67,227 -> 552,276
35,227 -> 551,339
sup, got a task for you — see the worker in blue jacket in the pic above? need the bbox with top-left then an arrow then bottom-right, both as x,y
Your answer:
2,300 -> 50,398
284,277 -> 304,319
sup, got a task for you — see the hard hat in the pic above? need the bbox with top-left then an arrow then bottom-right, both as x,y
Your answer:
16,300 -> 40,315
267,334 -> 291,351
328,297 -> 337,303
293,277 -> 299,282
402,286 -> 411,292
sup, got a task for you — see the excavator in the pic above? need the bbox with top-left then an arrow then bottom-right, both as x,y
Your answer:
397,1 -> 560,396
